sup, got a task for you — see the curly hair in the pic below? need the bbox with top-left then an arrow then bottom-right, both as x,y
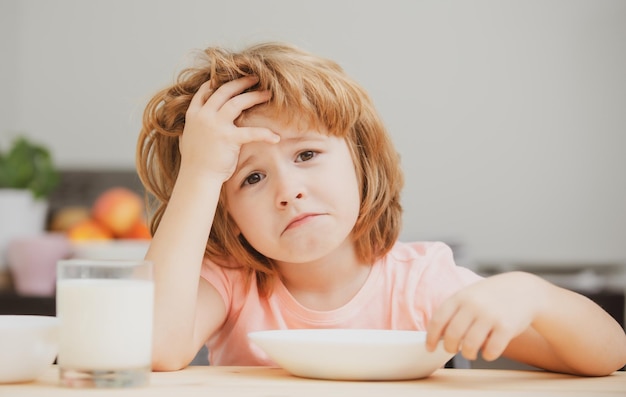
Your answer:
136,42 -> 404,296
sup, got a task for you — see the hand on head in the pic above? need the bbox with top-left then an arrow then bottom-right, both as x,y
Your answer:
178,76 -> 279,181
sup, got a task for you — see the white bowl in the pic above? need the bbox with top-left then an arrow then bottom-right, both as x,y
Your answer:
0,315 -> 59,383
248,329 -> 454,381
71,240 -> 149,260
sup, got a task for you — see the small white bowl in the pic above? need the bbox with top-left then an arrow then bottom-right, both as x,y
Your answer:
71,240 -> 149,260
248,329 -> 454,381
0,315 -> 59,383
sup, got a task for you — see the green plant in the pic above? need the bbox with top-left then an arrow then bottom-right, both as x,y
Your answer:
0,136 -> 59,199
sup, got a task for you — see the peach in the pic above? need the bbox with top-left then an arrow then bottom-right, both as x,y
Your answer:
92,187 -> 144,237
122,219 -> 152,240
49,206 -> 91,232
67,219 -> 114,241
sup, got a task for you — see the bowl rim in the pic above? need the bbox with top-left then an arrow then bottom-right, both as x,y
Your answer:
0,315 -> 59,329
248,328 -> 429,344
247,328 -> 453,381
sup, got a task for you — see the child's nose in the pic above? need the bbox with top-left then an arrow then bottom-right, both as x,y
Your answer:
275,174 -> 305,208
278,192 -> 303,207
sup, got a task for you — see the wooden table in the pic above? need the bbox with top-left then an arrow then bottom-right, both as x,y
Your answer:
2,366 -> 625,396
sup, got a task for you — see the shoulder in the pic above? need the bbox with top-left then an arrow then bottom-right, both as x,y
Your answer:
201,256 -> 248,284
380,241 -> 482,285
200,257 -> 253,309
383,241 -> 457,270
380,241 -> 483,315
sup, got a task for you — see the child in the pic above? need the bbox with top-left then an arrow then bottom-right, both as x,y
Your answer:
136,42 -> 626,375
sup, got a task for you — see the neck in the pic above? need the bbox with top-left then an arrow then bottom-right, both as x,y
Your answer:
275,241 -> 372,311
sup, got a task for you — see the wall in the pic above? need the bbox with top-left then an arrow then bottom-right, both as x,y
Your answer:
1,0 -> 625,267
0,0 -> 19,147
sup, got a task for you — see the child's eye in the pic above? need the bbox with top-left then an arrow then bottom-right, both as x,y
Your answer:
296,150 -> 317,162
242,172 -> 265,186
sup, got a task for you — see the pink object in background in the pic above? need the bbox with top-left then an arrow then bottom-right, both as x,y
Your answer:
7,233 -> 72,296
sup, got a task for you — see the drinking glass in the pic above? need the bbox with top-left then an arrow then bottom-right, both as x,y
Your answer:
56,259 -> 154,388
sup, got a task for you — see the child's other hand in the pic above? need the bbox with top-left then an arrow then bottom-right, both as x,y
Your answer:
425,272 -> 544,362
179,76 -> 279,181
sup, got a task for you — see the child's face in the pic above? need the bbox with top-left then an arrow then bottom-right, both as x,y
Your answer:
223,113 -> 361,265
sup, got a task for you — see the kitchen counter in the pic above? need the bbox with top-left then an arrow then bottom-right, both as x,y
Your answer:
2,366 -> 626,396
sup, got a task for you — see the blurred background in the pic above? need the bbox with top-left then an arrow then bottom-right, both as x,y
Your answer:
2,0 -> 624,267
1,0 -> 624,369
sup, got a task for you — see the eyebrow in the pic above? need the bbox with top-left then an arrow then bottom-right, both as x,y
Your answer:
235,154 -> 258,176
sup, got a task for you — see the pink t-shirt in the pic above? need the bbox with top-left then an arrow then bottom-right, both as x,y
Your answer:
200,241 -> 482,366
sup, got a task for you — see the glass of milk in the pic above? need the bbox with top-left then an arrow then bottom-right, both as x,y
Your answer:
56,259 -> 153,388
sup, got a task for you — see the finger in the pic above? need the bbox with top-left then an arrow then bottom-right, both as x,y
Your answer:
205,76 -> 260,109
440,308 -> 476,355
481,325 -> 513,361
426,299 -> 459,351
220,90 -> 272,121
188,81 -> 214,112
235,127 -> 280,145
460,319 -> 492,361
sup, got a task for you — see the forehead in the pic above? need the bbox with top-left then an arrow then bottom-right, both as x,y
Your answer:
235,117 -> 333,162
237,111 -> 327,136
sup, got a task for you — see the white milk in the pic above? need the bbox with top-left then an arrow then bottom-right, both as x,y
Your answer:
57,279 -> 154,370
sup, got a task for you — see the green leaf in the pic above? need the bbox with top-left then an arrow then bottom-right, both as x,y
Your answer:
0,136 -> 59,198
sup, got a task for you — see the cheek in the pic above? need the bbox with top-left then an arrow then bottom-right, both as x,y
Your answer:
224,196 -> 243,234
227,197 -> 261,236
330,166 -> 361,219
346,170 -> 362,222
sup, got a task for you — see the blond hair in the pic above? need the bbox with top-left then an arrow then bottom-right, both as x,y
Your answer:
136,42 -> 404,296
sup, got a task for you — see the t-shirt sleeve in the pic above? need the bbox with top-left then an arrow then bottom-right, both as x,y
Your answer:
200,258 -> 233,312
411,242 -> 483,324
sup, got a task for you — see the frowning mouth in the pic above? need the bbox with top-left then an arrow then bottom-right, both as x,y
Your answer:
282,213 -> 321,234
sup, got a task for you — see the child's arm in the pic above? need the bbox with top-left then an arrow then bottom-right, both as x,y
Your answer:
145,77 -> 277,371
426,271 -> 626,376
